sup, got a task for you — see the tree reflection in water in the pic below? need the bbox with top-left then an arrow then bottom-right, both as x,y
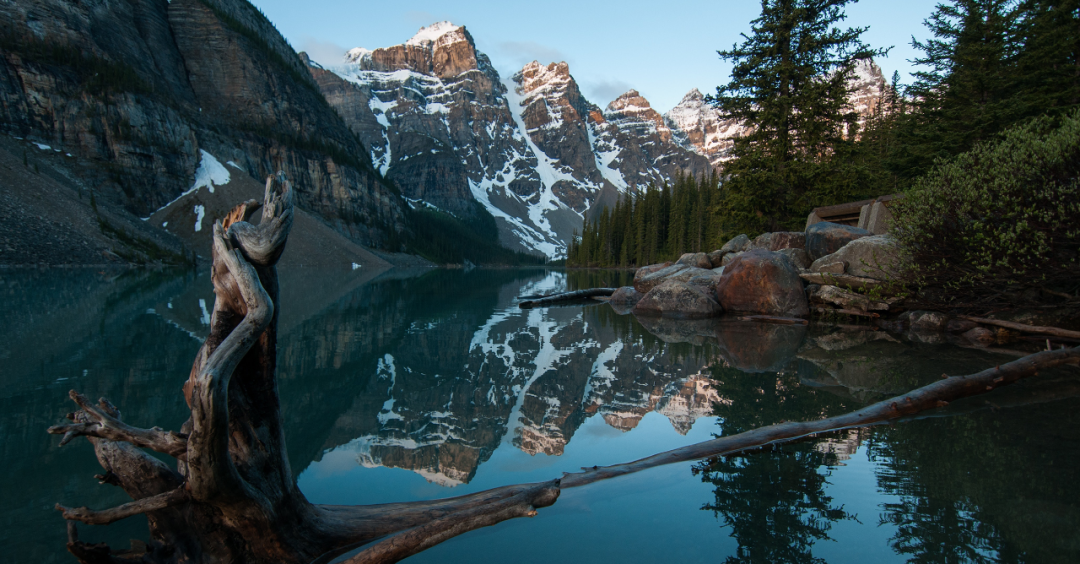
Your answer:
696,364 -> 856,564
869,381 -> 1080,564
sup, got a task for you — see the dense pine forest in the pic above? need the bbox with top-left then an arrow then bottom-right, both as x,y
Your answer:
568,0 -> 1079,268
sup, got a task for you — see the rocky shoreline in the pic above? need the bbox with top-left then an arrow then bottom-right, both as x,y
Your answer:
600,221 -> 1078,349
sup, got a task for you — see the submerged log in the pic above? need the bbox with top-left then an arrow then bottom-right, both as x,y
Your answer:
518,288 -> 617,308
736,315 -> 810,325
958,315 -> 1080,340
46,177 -> 1080,564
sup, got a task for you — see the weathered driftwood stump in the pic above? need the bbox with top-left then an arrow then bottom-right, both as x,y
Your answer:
48,173 -> 1080,564
48,174 -> 560,564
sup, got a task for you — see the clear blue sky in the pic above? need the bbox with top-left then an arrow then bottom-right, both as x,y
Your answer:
249,0 -> 942,113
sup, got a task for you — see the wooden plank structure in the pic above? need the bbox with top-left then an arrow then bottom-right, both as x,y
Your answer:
806,193 -> 903,233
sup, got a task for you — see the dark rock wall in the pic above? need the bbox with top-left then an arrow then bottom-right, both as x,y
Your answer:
0,0 -> 407,248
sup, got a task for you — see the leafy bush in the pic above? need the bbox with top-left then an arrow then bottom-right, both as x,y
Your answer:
891,110 -> 1080,305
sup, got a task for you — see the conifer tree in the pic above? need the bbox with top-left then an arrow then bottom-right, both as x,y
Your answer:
709,0 -> 883,238
893,0 -> 1017,178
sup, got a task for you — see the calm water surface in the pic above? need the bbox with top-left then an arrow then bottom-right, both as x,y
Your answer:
2,267 -> 1079,564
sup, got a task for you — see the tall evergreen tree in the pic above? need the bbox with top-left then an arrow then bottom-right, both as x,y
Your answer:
893,0 -> 1017,179
1012,0 -> 1080,118
709,0 -> 884,238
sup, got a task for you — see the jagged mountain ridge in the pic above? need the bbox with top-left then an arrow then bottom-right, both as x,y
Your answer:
308,23 -> 888,259
308,23 -> 713,259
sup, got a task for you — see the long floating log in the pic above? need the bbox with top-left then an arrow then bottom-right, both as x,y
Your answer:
736,315 -> 809,325
958,315 -> 1080,340
560,345 -> 1080,489
519,288 -> 617,309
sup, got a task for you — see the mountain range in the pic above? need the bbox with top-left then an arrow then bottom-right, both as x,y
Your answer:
0,2 -> 886,264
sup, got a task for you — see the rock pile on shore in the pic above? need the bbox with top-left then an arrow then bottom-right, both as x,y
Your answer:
610,221 -> 904,320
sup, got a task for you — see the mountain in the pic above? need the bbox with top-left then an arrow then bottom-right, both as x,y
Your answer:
663,60 -> 890,165
307,23 -> 713,259
0,0 -> 407,265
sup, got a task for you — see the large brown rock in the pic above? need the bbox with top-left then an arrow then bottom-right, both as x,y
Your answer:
751,231 -> 806,251
632,280 -> 723,319
714,250 -> 809,317
805,222 -> 871,261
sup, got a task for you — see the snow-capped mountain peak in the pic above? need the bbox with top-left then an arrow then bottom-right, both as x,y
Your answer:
344,47 -> 371,63
405,21 -> 462,47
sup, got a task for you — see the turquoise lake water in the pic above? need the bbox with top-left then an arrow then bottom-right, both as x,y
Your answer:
2,267 -> 1078,563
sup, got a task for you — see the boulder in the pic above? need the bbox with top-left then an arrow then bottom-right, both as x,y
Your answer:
608,286 -> 643,314
805,222 -> 871,261
676,252 -> 712,269
687,274 -> 722,296
634,261 -> 673,280
752,231 -> 805,251
714,249 -> 809,317
902,310 -> 950,332
777,247 -> 811,270
632,279 -> 723,319
719,233 -> 752,255
810,259 -> 846,274
706,249 -> 726,268
633,263 -> 684,294
811,234 -> 899,280
963,327 -> 996,346
809,285 -> 891,312
720,251 -> 745,267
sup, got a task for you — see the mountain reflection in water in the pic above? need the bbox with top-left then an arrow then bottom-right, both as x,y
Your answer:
2,267 -> 1079,564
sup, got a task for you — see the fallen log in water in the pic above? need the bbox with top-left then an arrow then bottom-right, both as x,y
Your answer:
958,315 -> 1080,340
736,315 -> 809,325
559,345 -> 1080,489
518,288 -> 618,308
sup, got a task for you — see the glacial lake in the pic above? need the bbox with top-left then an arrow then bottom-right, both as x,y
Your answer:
2,266 -> 1079,564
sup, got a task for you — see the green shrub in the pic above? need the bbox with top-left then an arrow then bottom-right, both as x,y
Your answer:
891,110 -> 1080,305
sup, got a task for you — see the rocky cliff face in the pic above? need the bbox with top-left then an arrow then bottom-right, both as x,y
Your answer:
313,24 -> 714,258
0,0 -> 407,250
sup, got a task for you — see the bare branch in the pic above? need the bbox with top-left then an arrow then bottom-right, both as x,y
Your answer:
343,480 -> 561,564
48,391 -> 188,459
958,314 -> 1080,340
56,487 -> 189,526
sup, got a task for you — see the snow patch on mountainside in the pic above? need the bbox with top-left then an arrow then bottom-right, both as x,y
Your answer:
142,150 -> 231,220
406,21 -> 461,47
